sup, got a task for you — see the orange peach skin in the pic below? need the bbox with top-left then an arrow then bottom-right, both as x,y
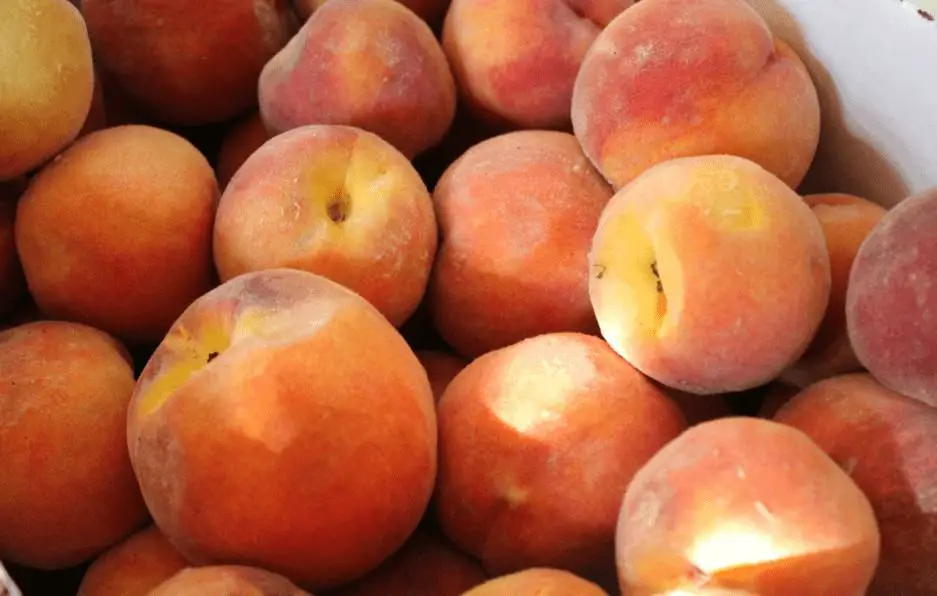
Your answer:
128,269 -> 437,591
259,0 -> 456,159
774,374 -> 937,596
588,154 -> 830,394
435,332 -> 687,580
462,568 -> 608,595
781,193 -> 886,387
442,0 -> 631,130
15,125 -> 219,344
295,0 -> 452,26
415,350 -> 469,403
430,130 -> 612,358
0,0 -> 95,180
77,527 -> 189,596
326,526 -> 487,596
0,321 -> 147,569
213,125 -> 437,328
571,0 -> 820,190
82,0 -> 295,126
617,417 -> 880,596
147,565 -> 310,596
215,112 -> 271,190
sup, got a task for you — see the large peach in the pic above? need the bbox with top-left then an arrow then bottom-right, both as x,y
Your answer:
571,0 -> 820,189
0,321 -> 147,569
259,0 -> 456,159
147,566 -> 310,596
435,332 -> 686,581
0,0 -> 95,180
617,417 -> 880,595
846,186 -> 937,407
128,269 -> 437,590
589,154 -> 830,394
77,527 -> 189,596
82,0 -> 295,125
442,0 -> 631,130
213,125 -> 437,327
294,0 -> 451,26
15,125 -> 218,344
430,130 -> 612,358
415,350 -> 469,404
462,568 -> 608,595
774,373 -> 937,596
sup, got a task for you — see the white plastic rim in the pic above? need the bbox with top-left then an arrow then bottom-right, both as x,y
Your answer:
0,562 -> 21,596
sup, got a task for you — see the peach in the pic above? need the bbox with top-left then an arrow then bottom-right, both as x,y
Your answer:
442,0 -> 631,130
571,0 -> 820,190
213,125 -> 437,328
82,0 -> 295,126
846,187 -> 937,407
215,113 -> 271,190
128,268 -> 437,590
0,321 -> 147,569
462,568 -> 608,595
774,373 -> 937,596
435,332 -> 686,580
780,193 -> 886,387
15,125 -> 219,344
430,130 -> 613,358
617,417 -> 880,595
259,0 -> 456,159
0,0 -> 95,180
326,526 -> 487,596
0,199 -> 25,317
588,154 -> 830,394
294,0 -> 451,26
147,566 -> 310,596
77,527 -> 189,596
415,350 -> 468,403
77,71 -> 109,140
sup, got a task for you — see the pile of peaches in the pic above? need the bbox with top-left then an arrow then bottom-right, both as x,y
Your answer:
2,0 -> 936,594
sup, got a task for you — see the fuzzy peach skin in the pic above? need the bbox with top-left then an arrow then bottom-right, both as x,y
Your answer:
215,112 -> 271,190
294,0 -> 451,26
0,0 -> 95,180
147,566 -> 310,596
77,527 -> 189,596
435,332 -> 686,581
325,525 -> 487,596
571,0 -> 820,190
780,193 -> 887,387
442,0 -> 631,130
259,0 -> 456,159
0,321 -> 147,569
463,568 -> 608,595
0,199 -> 26,316
774,374 -> 937,596
846,187 -> 937,407
15,125 -> 219,344
589,154 -> 830,394
213,125 -> 437,328
127,269 -> 437,591
617,417 -> 880,596
430,130 -> 613,358
82,0 -> 295,126
415,350 -> 469,403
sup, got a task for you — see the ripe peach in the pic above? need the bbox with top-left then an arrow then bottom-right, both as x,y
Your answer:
77,71 -> 109,140
435,332 -> 686,580
774,373 -> 937,596
128,269 -> 437,590
259,0 -> 456,159
617,417 -> 880,596
415,350 -> 469,403
326,526 -> 487,596
847,187 -> 937,407
462,568 -> 608,595
0,199 -> 25,317
589,154 -> 830,394
571,0 -> 820,189
0,321 -> 147,569
294,0 -> 451,26
430,130 -> 612,358
0,0 -> 95,180
148,566 -> 310,596
77,527 -> 189,596
15,125 -> 219,344
781,193 -> 886,387
213,125 -> 437,327
442,0 -> 631,130
215,113 -> 271,190
82,0 -> 295,126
